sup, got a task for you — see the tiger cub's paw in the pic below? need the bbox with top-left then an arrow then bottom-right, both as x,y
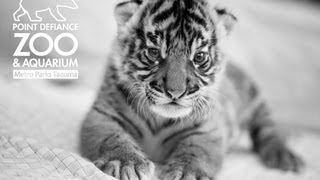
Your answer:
94,153 -> 155,180
258,141 -> 304,172
159,163 -> 214,180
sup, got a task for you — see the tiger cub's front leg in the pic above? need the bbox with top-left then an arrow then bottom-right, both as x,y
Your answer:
81,109 -> 155,180
94,133 -> 155,180
160,132 -> 223,180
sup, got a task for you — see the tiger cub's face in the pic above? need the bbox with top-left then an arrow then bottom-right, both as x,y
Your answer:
114,0 -> 236,119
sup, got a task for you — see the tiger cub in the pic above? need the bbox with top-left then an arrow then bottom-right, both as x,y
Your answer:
80,0 -> 303,179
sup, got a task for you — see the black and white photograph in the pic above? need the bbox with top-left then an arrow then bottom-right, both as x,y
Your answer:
0,0 -> 320,179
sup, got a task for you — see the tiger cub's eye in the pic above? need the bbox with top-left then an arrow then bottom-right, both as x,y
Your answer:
193,52 -> 207,63
147,48 -> 161,59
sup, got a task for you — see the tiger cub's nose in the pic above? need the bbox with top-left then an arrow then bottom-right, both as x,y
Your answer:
164,87 -> 186,100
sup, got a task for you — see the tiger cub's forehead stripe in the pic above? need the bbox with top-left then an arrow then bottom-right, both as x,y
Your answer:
149,0 -> 166,15
149,0 -> 209,31
150,0 -> 178,25
185,11 -> 208,30
152,7 -> 175,25
196,5 -> 207,19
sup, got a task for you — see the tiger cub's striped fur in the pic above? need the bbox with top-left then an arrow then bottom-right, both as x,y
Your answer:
80,0 -> 303,179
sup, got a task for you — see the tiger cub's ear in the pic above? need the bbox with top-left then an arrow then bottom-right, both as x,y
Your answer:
215,7 -> 237,37
114,0 -> 141,27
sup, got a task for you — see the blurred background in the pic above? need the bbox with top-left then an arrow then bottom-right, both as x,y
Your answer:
0,0 -> 319,153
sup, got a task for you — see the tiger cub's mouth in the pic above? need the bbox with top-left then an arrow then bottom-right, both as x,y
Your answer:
150,102 -> 192,118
